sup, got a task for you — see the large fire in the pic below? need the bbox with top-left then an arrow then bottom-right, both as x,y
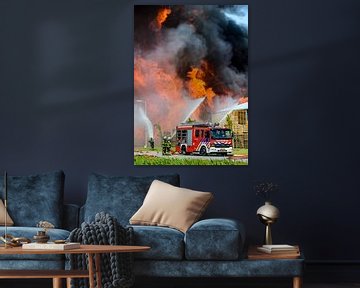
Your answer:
186,65 -> 216,104
134,5 -> 248,146
156,8 -> 171,30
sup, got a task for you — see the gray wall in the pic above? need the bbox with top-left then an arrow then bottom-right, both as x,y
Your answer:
1,0 -> 359,262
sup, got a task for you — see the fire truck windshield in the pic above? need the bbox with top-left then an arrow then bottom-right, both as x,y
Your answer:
211,129 -> 232,139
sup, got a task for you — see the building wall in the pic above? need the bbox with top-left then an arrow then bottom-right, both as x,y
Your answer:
229,110 -> 248,148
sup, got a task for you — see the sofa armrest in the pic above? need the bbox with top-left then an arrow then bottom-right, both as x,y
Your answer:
184,218 -> 245,260
63,204 -> 80,231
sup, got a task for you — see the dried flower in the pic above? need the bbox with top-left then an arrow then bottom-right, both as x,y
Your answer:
254,181 -> 279,201
37,221 -> 55,233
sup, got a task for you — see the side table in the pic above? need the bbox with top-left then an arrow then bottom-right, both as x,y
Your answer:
247,245 -> 304,288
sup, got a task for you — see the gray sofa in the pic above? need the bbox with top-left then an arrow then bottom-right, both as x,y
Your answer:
0,170 -> 79,270
81,173 -> 304,282
0,171 -> 303,287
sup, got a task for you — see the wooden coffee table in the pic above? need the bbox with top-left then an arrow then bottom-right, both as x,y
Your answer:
0,244 -> 150,288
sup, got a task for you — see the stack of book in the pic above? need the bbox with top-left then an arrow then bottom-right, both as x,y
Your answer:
22,242 -> 80,250
257,244 -> 299,254
248,244 -> 300,259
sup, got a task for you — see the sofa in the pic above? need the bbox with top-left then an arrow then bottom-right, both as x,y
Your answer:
0,170 -> 79,270
0,171 -> 304,287
80,173 -> 304,283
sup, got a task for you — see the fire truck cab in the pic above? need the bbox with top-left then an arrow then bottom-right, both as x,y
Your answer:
175,123 -> 233,156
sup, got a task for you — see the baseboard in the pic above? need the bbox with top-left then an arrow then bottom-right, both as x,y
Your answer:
136,262 -> 360,286
305,261 -> 360,282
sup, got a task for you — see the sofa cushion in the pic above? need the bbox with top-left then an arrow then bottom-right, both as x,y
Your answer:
0,199 -> 14,226
0,227 -> 70,261
185,218 -> 245,260
130,225 -> 184,260
0,171 -> 65,227
84,173 -> 180,225
130,180 -> 213,233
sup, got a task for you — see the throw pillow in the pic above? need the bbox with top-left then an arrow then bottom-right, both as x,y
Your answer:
130,180 -> 213,233
0,199 -> 14,226
84,173 -> 180,226
0,170 -> 65,227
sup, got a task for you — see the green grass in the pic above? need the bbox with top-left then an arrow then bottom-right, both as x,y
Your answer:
233,148 -> 248,155
134,147 -> 248,155
134,155 -> 247,166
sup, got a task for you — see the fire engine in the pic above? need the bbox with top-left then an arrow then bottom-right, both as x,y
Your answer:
175,123 -> 233,156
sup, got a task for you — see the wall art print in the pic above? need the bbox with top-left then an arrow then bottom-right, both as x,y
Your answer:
134,5 -> 248,166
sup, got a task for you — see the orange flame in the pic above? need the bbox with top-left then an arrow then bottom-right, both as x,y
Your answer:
186,66 -> 216,105
156,8 -> 171,30
134,55 -> 186,137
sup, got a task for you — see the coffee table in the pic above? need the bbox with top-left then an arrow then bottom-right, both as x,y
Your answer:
0,244 -> 150,288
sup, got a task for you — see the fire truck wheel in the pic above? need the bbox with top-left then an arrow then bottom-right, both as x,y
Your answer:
200,146 -> 207,156
181,146 -> 187,155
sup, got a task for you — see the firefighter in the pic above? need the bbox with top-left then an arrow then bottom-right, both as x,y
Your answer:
162,136 -> 171,155
148,137 -> 155,150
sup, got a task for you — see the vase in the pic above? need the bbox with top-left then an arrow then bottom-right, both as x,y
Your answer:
256,201 -> 280,245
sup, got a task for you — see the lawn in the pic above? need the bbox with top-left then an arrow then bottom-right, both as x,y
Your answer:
134,155 -> 247,166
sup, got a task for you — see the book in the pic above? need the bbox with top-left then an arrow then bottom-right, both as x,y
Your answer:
248,245 -> 301,260
257,244 -> 299,254
22,242 -> 80,250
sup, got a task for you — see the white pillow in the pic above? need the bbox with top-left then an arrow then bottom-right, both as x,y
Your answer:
130,180 -> 213,233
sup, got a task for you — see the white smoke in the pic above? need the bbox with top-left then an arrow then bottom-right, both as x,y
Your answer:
223,5 -> 248,31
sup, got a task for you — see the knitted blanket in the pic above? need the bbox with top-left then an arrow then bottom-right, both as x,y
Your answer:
68,212 -> 134,288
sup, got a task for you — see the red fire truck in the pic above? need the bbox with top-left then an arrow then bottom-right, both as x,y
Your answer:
175,123 -> 233,156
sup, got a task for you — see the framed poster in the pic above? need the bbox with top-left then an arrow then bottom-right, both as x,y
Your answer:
134,5 -> 248,165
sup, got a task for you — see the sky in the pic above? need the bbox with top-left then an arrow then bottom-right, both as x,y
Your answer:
223,5 -> 248,31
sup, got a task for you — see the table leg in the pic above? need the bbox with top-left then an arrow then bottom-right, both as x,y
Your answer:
293,276 -> 302,288
66,277 -> 72,288
88,253 -> 95,288
95,253 -> 102,288
52,278 -> 62,288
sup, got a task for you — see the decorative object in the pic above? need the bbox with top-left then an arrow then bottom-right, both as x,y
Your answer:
34,220 -> 55,243
37,220 -> 55,232
134,5 -> 248,166
33,230 -> 50,243
0,234 -> 31,247
256,202 -> 280,245
254,181 -> 280,245
69,212 -> 136,288
130,180 -> 213,232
